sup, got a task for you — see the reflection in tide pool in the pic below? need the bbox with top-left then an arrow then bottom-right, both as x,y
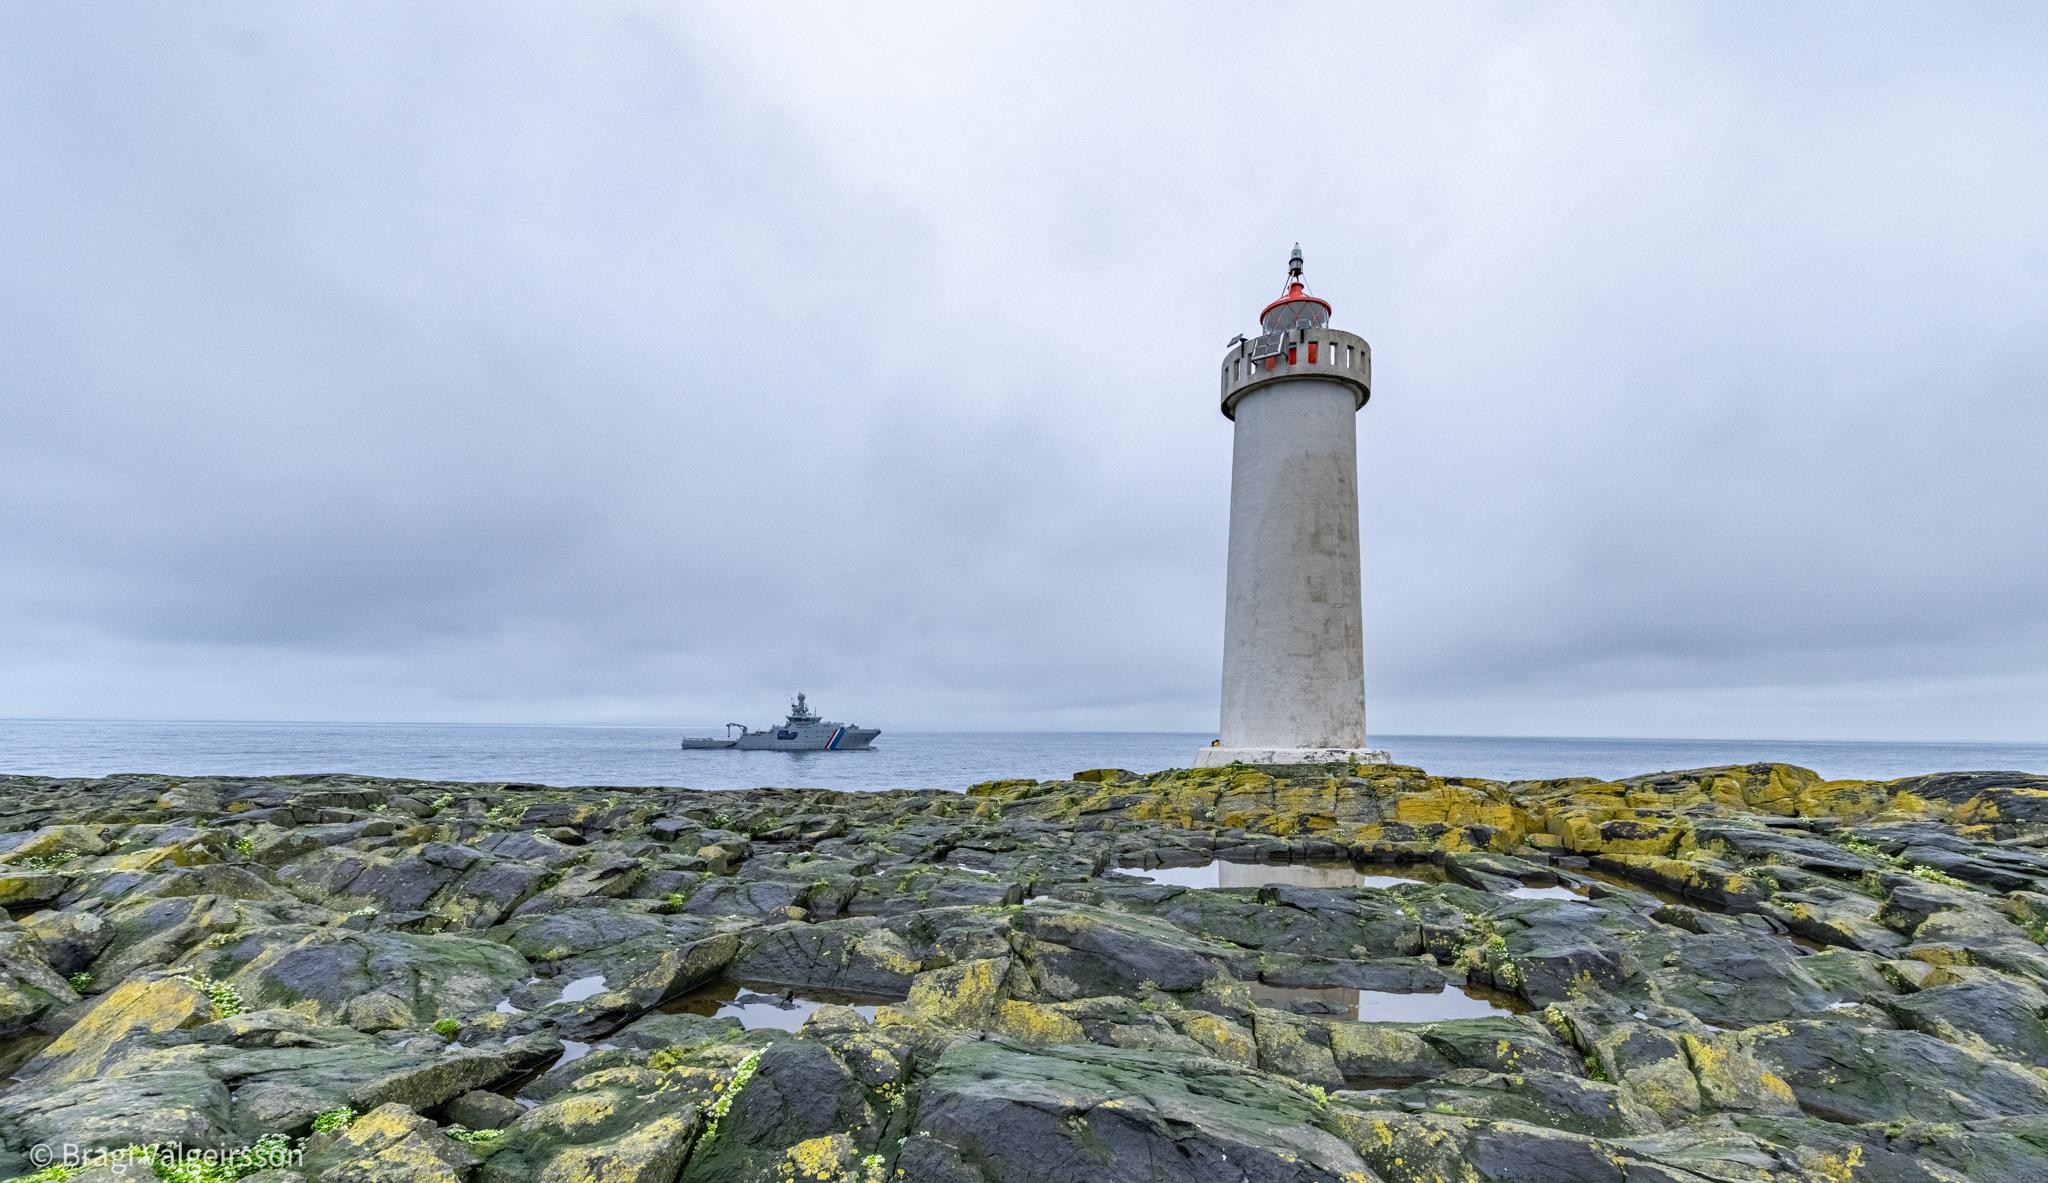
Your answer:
553,974 -> 609,1003
1574,866 -> 1708,909
555,1039 -> 617,1066
1506,885 -> 1588,901
1253,981 -> 1527,1022
1116,860 -> 1443,890
661,980 -> 897,1031
1357,871 -> 1439,890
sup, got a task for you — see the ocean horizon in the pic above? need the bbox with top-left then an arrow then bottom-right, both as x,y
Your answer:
1,717 -> 2041,792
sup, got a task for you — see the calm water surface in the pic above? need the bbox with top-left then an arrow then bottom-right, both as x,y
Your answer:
0,720 -> 2040,792
661,981 -> 893,1030
1118,861 -> 1444,890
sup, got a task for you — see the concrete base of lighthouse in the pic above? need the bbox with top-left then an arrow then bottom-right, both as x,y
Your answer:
1193,746 -> 1391,769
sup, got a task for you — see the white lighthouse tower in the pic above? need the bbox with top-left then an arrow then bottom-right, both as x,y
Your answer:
1196,247 -> 1389,768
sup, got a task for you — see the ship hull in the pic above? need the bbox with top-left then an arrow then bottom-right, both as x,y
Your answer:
730,723 -> 879,751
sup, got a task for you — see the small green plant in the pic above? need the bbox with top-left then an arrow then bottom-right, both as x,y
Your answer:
430,792 -> 456,814
5,1163 -> 75,1182
1840,836 -> 1902,866
698,1050 -> 762,1148
208,977 -> 246,1019
1303,1084 -> 1330,1106
177,973 -> 245,1019
15,851 -> 76,870
1909,863 -> 1970,889
431,1018 -> 460,1038
664,891 -> 687,909
140,1132 -> 294,1183
444,1125 -> 504,1145
536,870 -> 564,890
311,1105 -> 357,1134
647,1045 -> 691,1071
67,970 -> 93,992
242,1133 -> 294,1174
234,835 -> 255,857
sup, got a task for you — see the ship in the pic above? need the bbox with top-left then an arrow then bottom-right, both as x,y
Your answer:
679,693 -> 880,751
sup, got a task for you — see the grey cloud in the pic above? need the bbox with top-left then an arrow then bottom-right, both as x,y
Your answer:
1,3 -> 2043,740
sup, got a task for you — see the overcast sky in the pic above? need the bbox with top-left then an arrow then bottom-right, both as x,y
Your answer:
2,4 -> 2044,741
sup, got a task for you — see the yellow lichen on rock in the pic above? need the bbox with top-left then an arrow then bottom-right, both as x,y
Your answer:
533,1111 -> 697,1183
856,929 -> 927,978
1680,1033 -> 1798,1115
1805,1144 -> 1866,1183
991,999 -> 1085,1045
3,825 -> 110,861
1546,811 -> 1607,853
1796,779 -> 1883,820
1388,784 -> 1515,829
900,957 -> 1009,1027
1175,1011 -> 1258,1064
31,974 -> 213,1083
777,1132 -> 863,1182
311,1102 -> 480,1183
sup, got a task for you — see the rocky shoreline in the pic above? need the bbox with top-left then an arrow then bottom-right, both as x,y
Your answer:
0,762 -> 2042,1181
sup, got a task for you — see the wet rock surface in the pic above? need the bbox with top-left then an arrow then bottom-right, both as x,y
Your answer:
0,760 -> 2043,1181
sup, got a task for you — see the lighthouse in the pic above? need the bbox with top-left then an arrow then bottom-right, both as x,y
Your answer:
1196,247 -> 1390,768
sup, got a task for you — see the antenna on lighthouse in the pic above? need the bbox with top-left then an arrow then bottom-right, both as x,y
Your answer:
1286,243 -> 1304,286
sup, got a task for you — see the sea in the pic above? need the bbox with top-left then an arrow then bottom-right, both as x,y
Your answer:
0,719 -> 2042,792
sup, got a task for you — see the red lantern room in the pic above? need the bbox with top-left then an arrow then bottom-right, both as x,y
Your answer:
1218,244 -> 1370,420
1258,244 -> 1332,333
